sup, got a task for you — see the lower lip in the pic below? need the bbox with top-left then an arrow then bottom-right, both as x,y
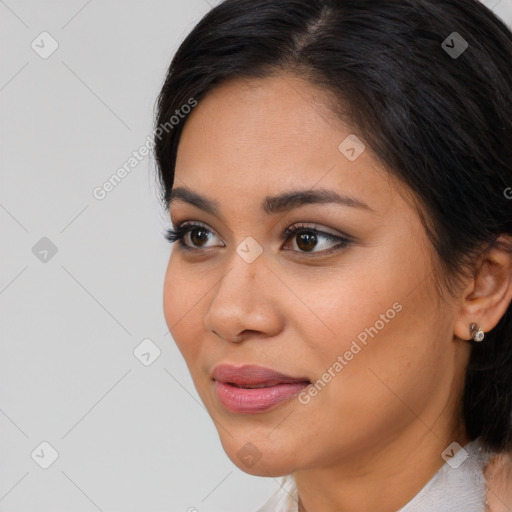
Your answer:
214,380 -> 309,414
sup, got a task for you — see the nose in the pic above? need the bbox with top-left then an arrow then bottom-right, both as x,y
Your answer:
203,251 -> 284,343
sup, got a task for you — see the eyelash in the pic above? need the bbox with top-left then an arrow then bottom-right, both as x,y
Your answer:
164,222 -> 352,256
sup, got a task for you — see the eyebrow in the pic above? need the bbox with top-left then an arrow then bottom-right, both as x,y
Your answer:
168,186 -> 375,215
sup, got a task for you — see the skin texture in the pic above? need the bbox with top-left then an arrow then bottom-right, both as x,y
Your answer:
163,73 -> 512,512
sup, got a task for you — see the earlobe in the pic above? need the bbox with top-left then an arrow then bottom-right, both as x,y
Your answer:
454,236 -> 512,342
454,317 -> 486,342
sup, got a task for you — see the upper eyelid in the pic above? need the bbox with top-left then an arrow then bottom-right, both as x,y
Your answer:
175,220 -> 224,245
284,223 -> 347,237
174,219 -> 219,235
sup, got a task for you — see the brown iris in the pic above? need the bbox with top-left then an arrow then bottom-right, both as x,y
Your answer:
296,231 -> 317,252
190,228 -> 210,247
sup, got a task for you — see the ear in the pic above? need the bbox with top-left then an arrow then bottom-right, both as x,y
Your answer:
454,235 -> 512,342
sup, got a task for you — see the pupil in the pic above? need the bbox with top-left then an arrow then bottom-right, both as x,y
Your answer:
297,232 -> 317,251
191,229 -> 209,246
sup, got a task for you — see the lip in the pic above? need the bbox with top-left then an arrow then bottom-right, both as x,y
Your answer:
211,364 -> 310,414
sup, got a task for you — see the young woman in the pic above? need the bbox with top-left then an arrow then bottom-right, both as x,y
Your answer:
153,1 -> 512,510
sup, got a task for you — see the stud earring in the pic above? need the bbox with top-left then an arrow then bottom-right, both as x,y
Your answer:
470,323 -> 485,342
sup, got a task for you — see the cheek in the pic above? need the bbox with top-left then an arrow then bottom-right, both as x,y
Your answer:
293,262 -> 405,365
163,255 -> 205,363
298,250 -> 443,413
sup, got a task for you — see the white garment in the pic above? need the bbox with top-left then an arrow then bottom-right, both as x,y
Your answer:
256,437 -> 493,512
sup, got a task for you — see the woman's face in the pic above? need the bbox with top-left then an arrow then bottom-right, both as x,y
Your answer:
163,73 -> 470,476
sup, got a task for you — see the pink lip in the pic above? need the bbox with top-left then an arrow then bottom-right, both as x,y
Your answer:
211,364 -> 310,414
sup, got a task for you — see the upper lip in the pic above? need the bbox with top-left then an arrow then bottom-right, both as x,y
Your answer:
211,364 -> 310,387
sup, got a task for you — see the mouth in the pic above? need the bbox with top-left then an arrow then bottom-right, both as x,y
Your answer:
211,364 -> 311,413
227,382 -> 290,389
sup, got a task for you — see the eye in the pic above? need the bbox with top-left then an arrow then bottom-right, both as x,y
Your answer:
282,223 -> 352,255
165,222 -> 223,250
165,221 -> 352,256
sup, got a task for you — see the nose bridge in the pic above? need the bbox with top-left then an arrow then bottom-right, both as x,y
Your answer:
204,244 -> 281,341
213,245 -> 266,313
219,234 -> 269,298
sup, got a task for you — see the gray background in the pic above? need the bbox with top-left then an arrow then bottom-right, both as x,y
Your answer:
1,1 -> 511,511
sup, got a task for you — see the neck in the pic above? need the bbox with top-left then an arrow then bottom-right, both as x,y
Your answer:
294,423 -> 470,512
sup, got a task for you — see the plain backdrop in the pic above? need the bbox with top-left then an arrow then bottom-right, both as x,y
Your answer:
1,1 -> 511,511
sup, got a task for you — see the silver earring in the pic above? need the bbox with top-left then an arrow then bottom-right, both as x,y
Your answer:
470,323 -> 485,342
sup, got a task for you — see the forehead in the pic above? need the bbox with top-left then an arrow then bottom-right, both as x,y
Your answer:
177,74 -> 341,176
173,74 -> 402,216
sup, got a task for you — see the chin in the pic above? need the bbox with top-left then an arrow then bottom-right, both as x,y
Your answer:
217,429 -> 300,477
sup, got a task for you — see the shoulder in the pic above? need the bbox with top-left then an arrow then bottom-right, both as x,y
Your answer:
484,450 -> 512,512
